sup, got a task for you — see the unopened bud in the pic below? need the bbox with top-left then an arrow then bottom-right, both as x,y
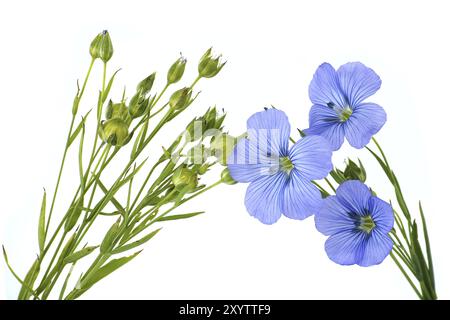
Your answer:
198,48 -> 226,78
343,159 -> 366,182
99,118 -> 130,146
137,72 -> 156,96
105,100 -> 131,123
129,94 -> 148,119
90,30 -> 113,62
167,56 -> 187,84
169,87 -> 192,110
172,166 -> 198,192
221,168 -> 237,185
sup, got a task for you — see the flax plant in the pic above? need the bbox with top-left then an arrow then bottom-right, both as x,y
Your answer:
3,31 -> 233,300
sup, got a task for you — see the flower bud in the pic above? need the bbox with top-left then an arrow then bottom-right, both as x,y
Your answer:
343,158 -> 366,182
169,87 -> 192,110
99,118 -> 130,146
330,158 -> 367,184
198,48 -> 226,78
167,56 -> 187,84
105,100 -> 131,123
221,168 -> 237,185
129,93 -> 148,119
137,72 -> 156,96
210,134 -> 237,165
90,30 -> 113,62
204,106 -> 217,128
172,166 -> 198,192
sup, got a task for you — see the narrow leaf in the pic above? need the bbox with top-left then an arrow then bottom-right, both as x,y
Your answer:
18,257 -> 40,300
112,228 -> 162,254
131,125 -> 145,159
96,178 -> 126,214
64,246 -> 99,264
68,109 -> 92,147
3,246 -> 40,300
81,251 -> 141,290
156,211 -> 204,222
38,190 -> 46,253
116,158 -> 148,191
59,263 -> 76,300
419,201 -> 435,288
102,69 -> 121,103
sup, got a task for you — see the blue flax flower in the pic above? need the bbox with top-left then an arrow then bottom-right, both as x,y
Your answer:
227,109 -> 332,224
304,62 -> 386,151
315,180 -> 394,266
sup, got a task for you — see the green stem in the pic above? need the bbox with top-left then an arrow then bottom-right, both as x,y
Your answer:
390,252 -> 422,299
45,58 -> 95,239
190,75 -> 201,88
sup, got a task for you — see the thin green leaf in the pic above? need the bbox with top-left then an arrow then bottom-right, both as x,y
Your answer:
365,146 -> 395,184
127,164 -> 136,211
3,246 -> 40,300
419,201 -> 435,289
112,228 -> 162,254
59,263 -> 76,300
81,251 -> 141,290
394,186 -> 411,221
68,110 -> 92,147
390,251 -> 422,299
131,125 -> 145,159
102,69 -> 121,103
116,158 -> 148,191
410,221 -> 435,299
38,189 -> 46,254
18,257 -> 40,300
64,246 -> 99,264
96,90 -> 102,120
156,211 -> 204,222
96,178 -> 126,214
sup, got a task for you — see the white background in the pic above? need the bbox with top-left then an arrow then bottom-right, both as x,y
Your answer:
1,0 -> 449,299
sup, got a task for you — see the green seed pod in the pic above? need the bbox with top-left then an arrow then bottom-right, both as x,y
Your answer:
172,166 -> 198,192
105,100 -> 131,123
198,48 -> 226,78
167,56 -> 187,84
129,94 -> 148,119
221,168 -> 237,185
89,30 -> 113,62
169,87 -> 192,110
99,118 -> 130,147
137,72 -> 156,96
100,218 -> 121,253
210,134 -> 237,165
64,203 -> 83,232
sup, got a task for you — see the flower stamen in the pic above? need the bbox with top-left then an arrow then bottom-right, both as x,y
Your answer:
280,156 -> 294,174
358,215 -> 376,233
338,106 -> 353,122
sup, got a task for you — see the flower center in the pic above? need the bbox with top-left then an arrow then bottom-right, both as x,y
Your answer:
327,102 -> 353,122
358,215 -> 376,233
338,106 -> 353,122
279,156 -> 294,174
